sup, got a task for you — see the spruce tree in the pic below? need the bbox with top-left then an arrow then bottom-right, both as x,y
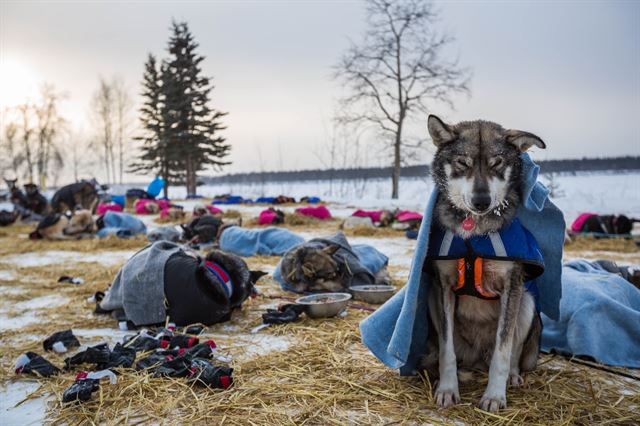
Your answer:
162,21 -> 230,196
130,54 -> 171,196
132,21 -> 230,197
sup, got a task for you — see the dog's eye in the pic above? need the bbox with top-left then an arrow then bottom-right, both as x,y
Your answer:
454,158 -> 470,169
489,157 -> 504,169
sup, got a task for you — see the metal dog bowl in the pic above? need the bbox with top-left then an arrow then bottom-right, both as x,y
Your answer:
295,293 -> 352,318
349,285 -> 395,304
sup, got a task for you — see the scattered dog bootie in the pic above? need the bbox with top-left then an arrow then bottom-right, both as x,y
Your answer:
62,370 -> 117,403
135,353 -> 170,371
58,275 -> 85,285
123,330 -> 163,352
15,352 -> 60,377
64,343 -> 111,369
188,358 -> 233,388
183,340 -> 217,359
153,357 -> 192,378
43,330 -> 80,353
262,304 -> 306,324
103,343 -> 136,369
62,378 -> 99,403
167,334 -> 199,349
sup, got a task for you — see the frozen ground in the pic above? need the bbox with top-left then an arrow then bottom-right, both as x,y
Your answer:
1,170 -> 639,424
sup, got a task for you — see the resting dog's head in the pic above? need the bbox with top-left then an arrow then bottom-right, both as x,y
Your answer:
64,209 -> 96,235
281,244 -> 345,293
428,115 -> 545,233
203,250 -> 264,308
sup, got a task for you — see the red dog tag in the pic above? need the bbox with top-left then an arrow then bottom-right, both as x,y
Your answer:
462,217 -> 475,231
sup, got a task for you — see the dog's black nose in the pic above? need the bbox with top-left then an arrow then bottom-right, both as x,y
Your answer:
471,194 -> 491,211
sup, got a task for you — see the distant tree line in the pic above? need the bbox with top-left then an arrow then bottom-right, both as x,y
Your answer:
203,156 -> 640,185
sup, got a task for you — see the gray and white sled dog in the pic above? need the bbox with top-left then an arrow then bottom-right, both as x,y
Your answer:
421,115 -> 546,413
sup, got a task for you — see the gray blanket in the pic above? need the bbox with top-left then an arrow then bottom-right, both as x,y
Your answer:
100,241 -> 182,325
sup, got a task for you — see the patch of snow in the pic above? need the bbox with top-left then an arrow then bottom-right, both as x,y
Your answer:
210,333 -> 293,361
0,286 -> 23,296
13,295 -> 69,310
0,270 -> 15,281
0,313 -> 41,332
0,250 -> 135,268
0,381 -> 48,426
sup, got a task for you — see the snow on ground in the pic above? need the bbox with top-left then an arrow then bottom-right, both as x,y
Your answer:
0,312 -> 41,332
0,381 -> 48,426
0,250 -> 136,268
0,271 -> 15,281
164,171 -> 640,225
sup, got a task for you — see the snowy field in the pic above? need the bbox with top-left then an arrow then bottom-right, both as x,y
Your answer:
0,170 -> 639,424
164,171 -> 640,225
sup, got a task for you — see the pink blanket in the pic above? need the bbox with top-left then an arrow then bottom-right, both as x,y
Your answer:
395,210 -> 423,222
571,213 -> 596,233
352,209 -> 383,223
135,199 -> 172,214
258,209 -> 278,225
206,205 -> 223,215
96,202 -> 123,215
296,205 -> 332,220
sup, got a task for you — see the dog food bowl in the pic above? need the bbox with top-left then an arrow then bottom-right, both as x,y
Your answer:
295,293 -> 352,318
349,285 -> 395,304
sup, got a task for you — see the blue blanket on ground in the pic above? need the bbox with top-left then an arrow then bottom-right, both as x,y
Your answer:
541,260 -> 640,367
359,153 -> 566,375
218,226 -> 304,257
97,211 -> 147,238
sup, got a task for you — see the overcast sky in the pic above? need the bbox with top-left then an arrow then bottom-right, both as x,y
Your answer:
1,0 -> 639,180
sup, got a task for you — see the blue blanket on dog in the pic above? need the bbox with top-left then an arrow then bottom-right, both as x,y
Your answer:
272,232 -> 389,293
97,211 -> 147,238
219,226 -> 304,257
541,260 -> 640,367
360,153 -> 566,375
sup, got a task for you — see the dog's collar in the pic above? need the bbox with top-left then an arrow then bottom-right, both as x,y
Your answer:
205,261 -> 233,298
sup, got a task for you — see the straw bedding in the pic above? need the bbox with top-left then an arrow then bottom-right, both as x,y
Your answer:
1,220 -> 639,425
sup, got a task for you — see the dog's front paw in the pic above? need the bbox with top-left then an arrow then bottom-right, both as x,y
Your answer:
478,393 -> 507,413
434,385 -> 460,408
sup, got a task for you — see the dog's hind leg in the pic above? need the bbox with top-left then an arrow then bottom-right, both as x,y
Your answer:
479,270 -> 525,413
428,269 -> 460,408
519,310 -> 542,373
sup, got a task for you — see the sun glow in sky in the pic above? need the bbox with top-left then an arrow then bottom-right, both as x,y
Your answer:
0,57 -> 40,109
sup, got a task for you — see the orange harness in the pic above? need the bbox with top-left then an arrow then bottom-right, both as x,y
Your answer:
452,257 -> 499,300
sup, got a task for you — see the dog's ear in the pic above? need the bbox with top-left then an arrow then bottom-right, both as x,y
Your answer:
428,115 -> 456,146
505,130 -> 546,151
250,270 -> 268,284
322,244 -> 340,256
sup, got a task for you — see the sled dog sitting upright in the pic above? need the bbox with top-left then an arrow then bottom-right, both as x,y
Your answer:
421,115 -> 546,413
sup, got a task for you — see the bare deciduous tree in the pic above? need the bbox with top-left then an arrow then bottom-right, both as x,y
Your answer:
334,0 -> 471,198
91,76 -> 133,185
17,103 -> 36,182
113,77 -> 132,184
34,84 -> 67,188
92,77 -> 115,183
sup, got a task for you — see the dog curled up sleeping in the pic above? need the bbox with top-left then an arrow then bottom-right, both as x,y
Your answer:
421,115 -> 546,412
29,209 -> 96,240
98,242 -> 266,327
277,232 -> 391,293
